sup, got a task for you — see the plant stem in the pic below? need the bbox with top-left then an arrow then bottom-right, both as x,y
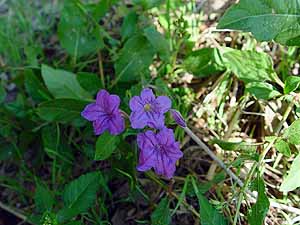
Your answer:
0,201 -> 32,224
145,171 -> 200,218
98,51 -> 105,88
183,127 -> 244,188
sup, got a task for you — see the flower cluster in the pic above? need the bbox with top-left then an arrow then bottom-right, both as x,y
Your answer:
81,88 -> 186,178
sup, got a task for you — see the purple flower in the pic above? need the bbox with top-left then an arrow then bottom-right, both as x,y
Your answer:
170,109 -> 186,127
81,89 -> 125,135
137,128 -> 183,179
129,88 -> 171,129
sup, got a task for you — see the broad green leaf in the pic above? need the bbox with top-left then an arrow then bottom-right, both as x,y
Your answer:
24,70 -> 52,102
183,48 -> 225,77
284,76 -> 300,94
151,197 -> 171,225
0,85 -> 6,103
280,153 -> 300,192
191,177 -> 227,225
115,34 -> 155,82
58,0 -> 103,57
95,132 -> 120,160
211,139 -> 242,151
36,99 -> 89,123
64,222 -> 82,225
217,0 -> 300,46
5,94 -> 26,118
245,82 -> 281,100
133,0 -> 164,9
57,171 -> 101,223
86,0 -> 117,21
274,139 -> 291,157
222,49 -> 275,83
121,11 -> 138,40
144,26 -> 170,61
77,72 -> 102,95
34,183 -> 54,212
265,136 -> 277,143
41,65 -> 91,100
248,177 -> 270,225
0,144 -> 15,161
284,119 -> 300,145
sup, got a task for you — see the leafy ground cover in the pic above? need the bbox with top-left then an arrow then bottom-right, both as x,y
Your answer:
0,0 -> 300,224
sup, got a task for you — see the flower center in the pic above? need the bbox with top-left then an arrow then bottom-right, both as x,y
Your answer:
144,103 -> 151,112
155,144 -> 165,152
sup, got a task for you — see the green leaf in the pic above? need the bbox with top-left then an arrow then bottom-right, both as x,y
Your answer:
77,72 -> 102,95
58,0 -> 103,57
5,94 -> 26,118
183,48 -> 225,77
144,26 -> 170,61
57,171 -> 101,223
34,183 -> 54,212
24,70 -> 51,102
41,124 -> 73,164
284,119 -> 300,145
121,11 -> 138,40
172,176 -> 189,215
280,153 -> 300,192
0,85 -> 6,103
284,76 -> 300,94
95,132 -> 120,160
248,176 -> 270,225
0,143 -> 15,161
211,139 -> 242,151
222,49 -> 275,83
245,82 -> 281,100
274,139 -> 291,157
86,0 -> 117,21
115,34 -> 155,82
36,99 -> 89,123
133,0 -> 165,9
265,136 -> 277,143
191,177 -> 227,225
41,64 -> 91,100
217,0 -> 300,46
151,197 -> 171,225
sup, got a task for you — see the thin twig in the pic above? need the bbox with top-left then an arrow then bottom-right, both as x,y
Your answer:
183,114 -> 300,216
184,126 -> 244,188
98,51 -> 105,88
0,201 -> 32,224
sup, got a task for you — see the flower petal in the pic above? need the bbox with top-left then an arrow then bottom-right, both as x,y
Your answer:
93,117 -> 109,135
154,153 -> 176,179
108,113 -> 125,135
108,94 -> 121,113
157,128 -> 175,145
156,96 -> 171,113
140,88 -> 155,102
166,142 -> 183,160
137,147 -> 156,171
130,110 -> 148,129
95,89 -> 110,108
129,96 -> 144,111
147,113 -> 165,130
137,130 -> 157,150
81,103 -> 103,121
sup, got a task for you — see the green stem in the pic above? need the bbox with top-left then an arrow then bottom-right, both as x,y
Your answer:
0,201 -> 32,224
145,171 -> 200,218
